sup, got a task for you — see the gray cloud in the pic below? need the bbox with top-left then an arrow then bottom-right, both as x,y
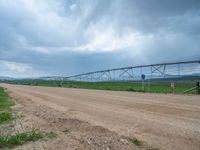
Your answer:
0,0 -> 200,77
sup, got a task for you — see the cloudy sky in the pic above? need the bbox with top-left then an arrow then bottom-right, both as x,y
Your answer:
0,0 -> 200,77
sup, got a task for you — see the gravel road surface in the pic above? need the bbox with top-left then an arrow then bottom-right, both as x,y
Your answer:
1,84 -> 200,150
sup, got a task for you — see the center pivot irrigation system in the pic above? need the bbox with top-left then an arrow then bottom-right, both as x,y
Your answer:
42,60 -> 200,82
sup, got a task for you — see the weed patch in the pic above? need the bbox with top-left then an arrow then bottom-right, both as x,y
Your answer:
0,130 -> 56,148
0,130 -> 43,148
130,137 -> 143,146
0,112 -> 13,124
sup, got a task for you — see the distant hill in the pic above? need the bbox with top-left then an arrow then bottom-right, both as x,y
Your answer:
179,75 -> 200,80
0,76 -> 15,81
149,75 -> 200,83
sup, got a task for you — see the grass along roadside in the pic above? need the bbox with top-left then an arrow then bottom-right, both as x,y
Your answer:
0,111 -> 13,124
0,87 -> 14,124
0,130 -> 57,148
0,130 -> 43,148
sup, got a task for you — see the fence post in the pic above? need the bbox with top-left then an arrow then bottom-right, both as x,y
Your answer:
196,82 -> 200,95
171,82 -> 175,94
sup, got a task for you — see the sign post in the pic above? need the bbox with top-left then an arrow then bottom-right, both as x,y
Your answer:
148,79 -> 151,92
196,82 -> 200,95
141,74 -> 145,91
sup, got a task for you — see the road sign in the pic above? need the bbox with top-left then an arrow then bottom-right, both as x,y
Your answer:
141,74 -> 145,80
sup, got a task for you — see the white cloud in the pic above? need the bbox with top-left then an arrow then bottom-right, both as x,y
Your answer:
0,60 -> 46,77
27,30 -> 154,55
72,21 -> 154,53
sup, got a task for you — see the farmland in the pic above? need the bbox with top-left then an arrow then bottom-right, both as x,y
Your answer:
4,79 -> 198,94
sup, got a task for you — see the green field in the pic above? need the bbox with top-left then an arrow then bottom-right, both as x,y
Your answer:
3,80 -> 198,94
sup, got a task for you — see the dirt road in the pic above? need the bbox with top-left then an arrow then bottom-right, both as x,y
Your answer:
1,84 -> 200,150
